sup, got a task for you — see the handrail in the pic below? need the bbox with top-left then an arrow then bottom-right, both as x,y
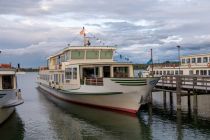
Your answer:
85,77 -> 103,86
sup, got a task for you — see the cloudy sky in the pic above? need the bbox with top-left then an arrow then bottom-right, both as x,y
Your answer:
0,0 -> 210,67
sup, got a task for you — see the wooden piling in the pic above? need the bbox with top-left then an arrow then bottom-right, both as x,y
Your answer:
193,93 -> 198,113
176,76 -> 182,110
163,91 -> 166,108
169,91 -> 173,110
187,90 -> 191,112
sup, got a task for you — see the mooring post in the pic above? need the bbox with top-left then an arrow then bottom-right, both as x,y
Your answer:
176,76 -> 182,110
163,91 -> 166,108
193,93 -> 198,113
169,91 -> 173,110
192,77 -> 198,114
187,90 -> 191,112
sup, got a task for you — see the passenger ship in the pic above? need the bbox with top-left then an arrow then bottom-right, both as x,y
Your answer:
144,53 -> 210,77
0,64 -> 24,124
37,29 -> 160,114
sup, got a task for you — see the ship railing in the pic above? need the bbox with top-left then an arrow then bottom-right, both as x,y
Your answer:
84,77 -> 103,86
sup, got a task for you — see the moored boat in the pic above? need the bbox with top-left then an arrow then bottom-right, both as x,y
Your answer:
0,64 -> 24,124
37,28 -> 160,114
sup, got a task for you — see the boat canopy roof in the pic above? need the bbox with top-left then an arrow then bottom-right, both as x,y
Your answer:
47,46 -> 116,59
0,68 -> 16,75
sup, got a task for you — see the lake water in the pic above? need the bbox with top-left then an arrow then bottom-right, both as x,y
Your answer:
1,72 -> 210,140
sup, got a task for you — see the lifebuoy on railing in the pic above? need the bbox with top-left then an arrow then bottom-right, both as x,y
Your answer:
207,63 -> 210,68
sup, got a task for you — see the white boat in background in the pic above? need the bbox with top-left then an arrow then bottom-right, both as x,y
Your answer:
143,53 -> 210,77
37,28 -> 160,114
0,64 -> 24,124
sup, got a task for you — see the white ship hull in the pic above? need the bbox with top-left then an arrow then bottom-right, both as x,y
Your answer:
0,107 -> 14,124
38,77 -> 159,114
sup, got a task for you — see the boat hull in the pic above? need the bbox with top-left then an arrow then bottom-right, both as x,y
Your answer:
0,107 -> 14,124
38,77 -> 159,114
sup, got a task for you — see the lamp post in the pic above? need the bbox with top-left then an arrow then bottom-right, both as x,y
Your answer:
177,45 -> 181,75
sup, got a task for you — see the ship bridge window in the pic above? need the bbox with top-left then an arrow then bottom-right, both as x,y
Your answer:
192,58 -> 196,63
86,50 -> 99,59
100,50 -> 113,59
181,59 -> 185,64
203,57 -> 208,63
186,58 -> 190,63
197,57 -> 202,63
71,50 -> 85,59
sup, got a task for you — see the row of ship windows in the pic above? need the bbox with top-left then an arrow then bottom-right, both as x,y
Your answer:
40,68 -> 78,83
154,70 -> 210,76
154,70 -> 183,75
182,57 -> 210,64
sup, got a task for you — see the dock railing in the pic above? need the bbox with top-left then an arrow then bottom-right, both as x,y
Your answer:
154,75 -> 210,111
157,75 -> 210,93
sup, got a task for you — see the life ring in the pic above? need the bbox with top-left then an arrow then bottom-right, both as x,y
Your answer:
207,63 -> 210,68
188,64 -> 191,68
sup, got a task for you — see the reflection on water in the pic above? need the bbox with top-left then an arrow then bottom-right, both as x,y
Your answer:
1,72 -> 210,140
0,112 -> 24,140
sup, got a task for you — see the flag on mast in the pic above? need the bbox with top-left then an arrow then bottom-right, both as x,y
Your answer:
80,27 -> 85,36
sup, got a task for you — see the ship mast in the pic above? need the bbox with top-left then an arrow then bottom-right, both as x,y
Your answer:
80,27 -> 91,47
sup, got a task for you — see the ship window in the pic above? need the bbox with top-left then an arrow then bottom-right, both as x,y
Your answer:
197,58 -> 202,63
189,70 -> 193,75
113,67 -> 129,78
156,71 -> 159,75
86,50 -> 99,59
186,58 -> 190,63
163,71 -> 166,75
175,70 -> 178,75
171,71 -> 174,75
203,57 -> 208,63
65,68 -> 72,79
204,70 -> 207,75
62,74 -> 64,83
73,68 -> 77,79
71,50 -> 85,59
192,58 -> 196,63
167,71 -> 170,75
181,59 -> 185,64
160,71 -> 162,75
200,70 -> 204,75
180,70 -> 183,75
208,70 -> 210,75
2,75 -> 14,89
196,70 -> 199,75
100,50 -> 113,59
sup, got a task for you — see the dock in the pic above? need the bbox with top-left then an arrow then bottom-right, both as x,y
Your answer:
152,75 -> 210,111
